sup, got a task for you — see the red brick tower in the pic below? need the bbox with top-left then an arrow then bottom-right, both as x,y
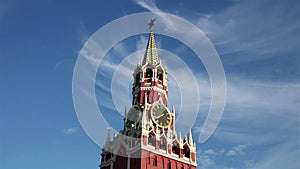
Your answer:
100,19 -> 197,169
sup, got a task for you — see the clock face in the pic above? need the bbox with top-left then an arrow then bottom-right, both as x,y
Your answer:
150,103 -> 172,128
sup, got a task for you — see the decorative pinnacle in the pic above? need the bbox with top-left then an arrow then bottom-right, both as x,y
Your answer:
106,126 -> 111,142
148,18 -> 156,32
189,129 -> 194,146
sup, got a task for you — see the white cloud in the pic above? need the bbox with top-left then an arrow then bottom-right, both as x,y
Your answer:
62,127 -> 78,135
219,148 -> 226,154
203,149 -> 218,156
198,154 -> 215,168
135,0 -> 161,13
226,144 -> 247,156
243,160 -> 256,169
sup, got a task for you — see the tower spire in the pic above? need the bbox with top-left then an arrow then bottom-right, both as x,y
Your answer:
142,19 -> 159,66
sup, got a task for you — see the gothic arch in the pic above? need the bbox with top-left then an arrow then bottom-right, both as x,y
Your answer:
160,135 -> 167,150
157,67 -> 164,82
145,68 -> 153,79
148,132 -> 156,147
172,140 -> 180,156
153,155 -> 158,166
183,144 -> 190,158
167,160 -> 171,169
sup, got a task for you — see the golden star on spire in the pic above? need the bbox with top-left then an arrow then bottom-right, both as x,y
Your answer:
148,18 -> 156,31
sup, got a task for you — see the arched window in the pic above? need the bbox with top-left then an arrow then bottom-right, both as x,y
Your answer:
153,156 -> 158,166
148,133 -> 156,146
106,153 -> 111,161
183,144 -> 190,158
147,91 -> 151,103
146,68 -> 152,78
148,152 -> 151,164
167,161 -> 171,169
133,93 -> 140,105
160,136 -> 167,150
172,141 -> 180,156
157,68 -> 163,81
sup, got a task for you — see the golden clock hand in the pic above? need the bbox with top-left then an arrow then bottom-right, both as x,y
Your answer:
157,113 -> 164,119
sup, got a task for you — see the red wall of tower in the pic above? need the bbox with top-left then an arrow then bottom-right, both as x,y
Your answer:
140,149 -> 196,169
101,148 -> 196,169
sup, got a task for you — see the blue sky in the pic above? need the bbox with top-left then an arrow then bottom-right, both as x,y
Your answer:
1,0 -> 299,169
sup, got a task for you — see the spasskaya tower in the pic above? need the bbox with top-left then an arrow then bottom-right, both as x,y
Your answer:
99,19 -> 197,169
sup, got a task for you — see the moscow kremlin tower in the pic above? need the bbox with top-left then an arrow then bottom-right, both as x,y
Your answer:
99,19 -> 197,169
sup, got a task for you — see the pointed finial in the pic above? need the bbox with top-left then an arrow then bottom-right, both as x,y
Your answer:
188,129 -> 194,146
179,132 -> 182,142
106,126 -> 111,142
124,106 -> 127,119
172,104 -> 176,114
148,18 -> 156,32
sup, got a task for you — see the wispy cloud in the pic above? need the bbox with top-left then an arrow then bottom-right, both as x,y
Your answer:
62,127 -> 78,135
198,144 -> 248,168
135,0 -> 160,13
226,144 -> 247,156
203,149 -> 218,156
